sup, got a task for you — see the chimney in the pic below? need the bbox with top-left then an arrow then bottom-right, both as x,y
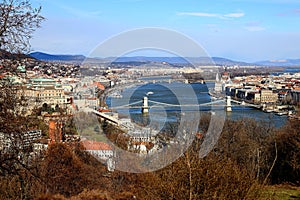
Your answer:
48,120 -> 63,145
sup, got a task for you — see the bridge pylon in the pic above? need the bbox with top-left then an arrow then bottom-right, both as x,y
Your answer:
142,96 -> 149,114
226,96 -> 232,112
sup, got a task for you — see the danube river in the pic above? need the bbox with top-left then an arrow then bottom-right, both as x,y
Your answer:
107,79 -> 287,129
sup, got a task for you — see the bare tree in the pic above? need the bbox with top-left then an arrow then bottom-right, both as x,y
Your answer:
0,0 -> 44,53
0,1 -> 44,198
0,0 -> 44,176
0,77 -> 48,199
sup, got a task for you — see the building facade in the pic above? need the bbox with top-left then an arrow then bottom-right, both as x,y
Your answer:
260,90 -> 278,103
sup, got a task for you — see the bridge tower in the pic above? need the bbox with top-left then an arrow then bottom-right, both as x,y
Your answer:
226,96 -> 232,112
142,96 -> 149,114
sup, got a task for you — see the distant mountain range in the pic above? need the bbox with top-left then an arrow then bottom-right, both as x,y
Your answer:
28,51 -> 300,67
111,56 -> 250,66
255,59 -> 300,67
28,52 -> 250,66
29,52 -> 86,62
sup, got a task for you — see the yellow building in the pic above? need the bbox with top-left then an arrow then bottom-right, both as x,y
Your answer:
24,78 -> 68,107
260,90 -> 278,103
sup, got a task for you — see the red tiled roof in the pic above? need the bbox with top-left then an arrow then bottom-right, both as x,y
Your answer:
278,91 -> 287,95
81,140 -> 112,151
86,97 -> 97,100
71,103 -> 77,109
93,82 -> 105,90
294,87 -> 300,91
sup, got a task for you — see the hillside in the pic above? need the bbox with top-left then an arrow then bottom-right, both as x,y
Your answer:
29,52 -> 86,62
0,50 -> 35,60
28,51 -> 300,67
29,52 -> 252,66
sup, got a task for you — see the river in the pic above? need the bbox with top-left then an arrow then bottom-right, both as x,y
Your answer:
106,79 -> 287,129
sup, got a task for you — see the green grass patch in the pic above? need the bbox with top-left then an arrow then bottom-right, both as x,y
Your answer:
262,185 -> 300,200
80,125 -> 108,142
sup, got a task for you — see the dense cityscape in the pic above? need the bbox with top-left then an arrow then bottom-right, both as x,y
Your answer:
1,0 -> 300,199
1,50 -> 300,198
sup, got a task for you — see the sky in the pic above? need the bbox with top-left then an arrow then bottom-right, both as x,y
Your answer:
31,0 -> 300,62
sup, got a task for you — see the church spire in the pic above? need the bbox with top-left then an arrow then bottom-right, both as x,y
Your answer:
216,72 -> 220,82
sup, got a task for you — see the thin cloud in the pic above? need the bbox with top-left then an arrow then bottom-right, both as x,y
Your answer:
177,12 -> 245,19
224,12 -> 245,18
54,3 -> 102,19
178,12 -> 219,17
63,6 -> 102,18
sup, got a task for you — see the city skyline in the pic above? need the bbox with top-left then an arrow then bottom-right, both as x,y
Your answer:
31,0 -> 300,62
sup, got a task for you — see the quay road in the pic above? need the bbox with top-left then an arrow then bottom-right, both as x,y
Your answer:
81,107 -> 159,137
230,98 -> 262,109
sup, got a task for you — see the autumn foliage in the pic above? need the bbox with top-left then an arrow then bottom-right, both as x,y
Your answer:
1,115 -> 300,199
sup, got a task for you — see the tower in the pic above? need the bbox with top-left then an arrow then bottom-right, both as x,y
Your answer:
226,96 -> 232,112
48,120 -> 63,145
216,72 -> 220,82
214,72 -> 222,93
142,96 -> 149,114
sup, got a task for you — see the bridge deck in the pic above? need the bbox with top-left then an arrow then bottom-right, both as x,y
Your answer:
89,109 -> 121,125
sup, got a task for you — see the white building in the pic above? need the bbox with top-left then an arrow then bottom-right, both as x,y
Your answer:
81,140 -> 113,160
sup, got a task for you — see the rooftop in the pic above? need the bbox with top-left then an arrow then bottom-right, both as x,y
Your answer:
81,140 -> 112,151
30,78 -> 55,82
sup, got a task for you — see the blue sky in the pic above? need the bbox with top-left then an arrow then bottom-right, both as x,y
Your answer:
31,0 -> 300,62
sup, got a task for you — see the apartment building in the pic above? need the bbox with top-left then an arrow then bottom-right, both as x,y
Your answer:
260,90 -> 278,103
